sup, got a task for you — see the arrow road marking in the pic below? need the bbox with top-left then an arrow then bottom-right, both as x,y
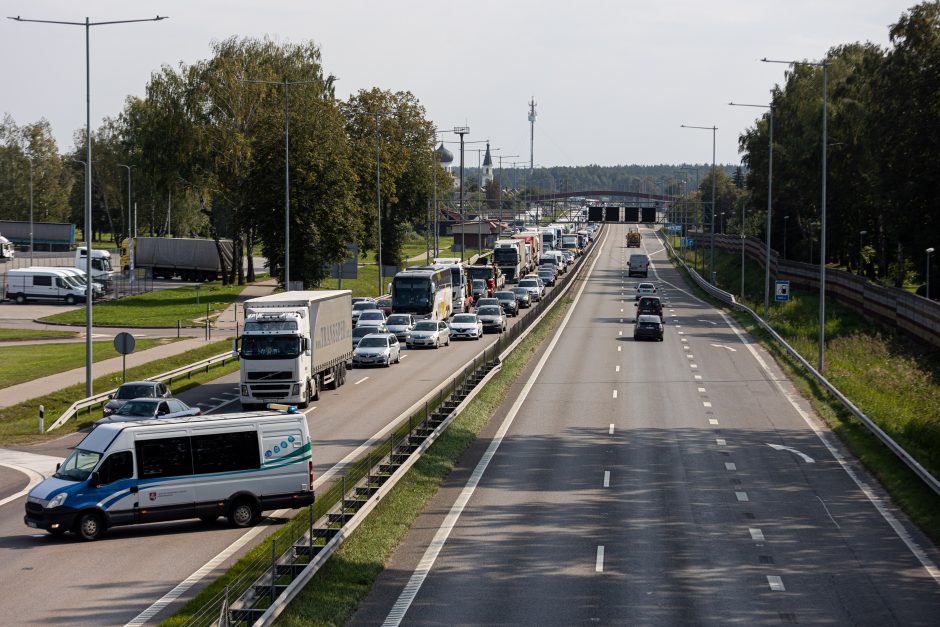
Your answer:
698,319 -> 718,325
710,343 -> 738,352
766,443 -> 815,463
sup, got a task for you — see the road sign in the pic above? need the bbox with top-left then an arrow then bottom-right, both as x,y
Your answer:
113,332 -> 136,383
775,280 -> 790,302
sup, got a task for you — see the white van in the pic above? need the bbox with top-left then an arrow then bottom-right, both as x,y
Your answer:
24,409 -> 314,540
628,254 -> 650,278
33,266 -> 104,299
75,247 -> 114,292
4,267 -> 90,304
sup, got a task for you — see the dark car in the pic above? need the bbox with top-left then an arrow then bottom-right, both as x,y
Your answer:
471,279 -> 488,302
476,305 -> 507,333
635,295 -> 664,320
476,297 -> 500,311
510,286 -> 532,308
634,314 -> 664,341
375,295 -> 393,316
96,398 -> 199,426
537,268 -> 556,286
494,290 -> 520,317
352,325 -> 375,349
102,380 -> 171,417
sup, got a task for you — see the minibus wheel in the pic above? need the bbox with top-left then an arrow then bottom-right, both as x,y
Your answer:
229,499 -> 259,528
75,512 -> 104,541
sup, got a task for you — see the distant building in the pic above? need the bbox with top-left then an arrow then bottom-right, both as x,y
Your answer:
435,142 -> 460,189
481,142 -> 494,188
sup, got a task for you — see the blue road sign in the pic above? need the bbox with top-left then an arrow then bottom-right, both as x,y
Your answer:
775,280 -> 790,302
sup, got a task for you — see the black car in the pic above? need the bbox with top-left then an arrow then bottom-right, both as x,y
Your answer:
102,380 -> 171,417
494,290 -> 520,316
510,286 -> 532,308
635,295 -> 664,320
537,268 -> 557,286
634,314 -> 664,341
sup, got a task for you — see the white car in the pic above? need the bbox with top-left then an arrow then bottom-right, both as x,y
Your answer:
352,332 -> 401,367
518,277 -> 544,302
635,282 -> 657,300
407,319 -> 450,348
356,309 -> 387,332
351,300 -> 378,324
448,313 -> 483,340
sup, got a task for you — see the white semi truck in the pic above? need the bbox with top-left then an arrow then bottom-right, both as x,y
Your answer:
237,290 -> 353,410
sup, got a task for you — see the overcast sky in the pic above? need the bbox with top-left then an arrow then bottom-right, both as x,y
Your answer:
1,0 -> 917,167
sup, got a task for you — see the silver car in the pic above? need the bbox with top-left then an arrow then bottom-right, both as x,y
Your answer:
356,309 -> 387,332
352,333 -> 401,367
102,380 -> 171,417
352,300 -> 378,324
518,277 -> 544,302
449,313 -> 483,340
407,319 -> 450,349
476,305 -> 507,333
386,313 -> 416,342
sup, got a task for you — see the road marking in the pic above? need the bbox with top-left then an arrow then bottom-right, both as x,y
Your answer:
709,418 -> 719,425
686,354 -> 694,359
698,319 -> 718,325
735,491 -> 749,502
595,546 -> 605,572
681,338 -> 688,343
612,390 -> 618,399
354,377 -> 370,385
716,438 -> 726,446
703,401 -> 712,408
210,397 -> 227,402
618,330 -> 622,336
617,346 -> 621,352
619,318 -> 623,323
683,345 -> 690,350
0,461 -> 48,508
221,392 -> 238,397
620,308 -> 623,313
677,331 -> 684,335
609,424 -> 615,435
697,387 -> 707,393
400,354 -> 408,359
205,396 -> 240,414
767,575 -> 786,591
725,462 -> 737,471
766,443 -> 815,463
710,343 -> 738,352
694,374 -> 702,380
690,364 -> 698,369
195,402 -> 208,406
603,471 -> 610,487
615,365 -> 620,372
749,528 -> 765,541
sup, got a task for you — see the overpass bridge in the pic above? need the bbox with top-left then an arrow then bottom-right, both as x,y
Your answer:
526,190 -> 677,203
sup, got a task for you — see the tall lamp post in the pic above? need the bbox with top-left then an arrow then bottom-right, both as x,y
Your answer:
729,100 -> 774,319
239,77 -> 321,289
764,56 -> 828,372
681,124 -> 717,283
117,164 -> 135,245
927,247 -> 935,300
10,13 -> 167,398
858,230 -> 867,276
453,127 -> 470,261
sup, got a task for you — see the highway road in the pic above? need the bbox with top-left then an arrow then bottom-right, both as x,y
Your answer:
350,223 -> 940,625
0,225 -> 597,626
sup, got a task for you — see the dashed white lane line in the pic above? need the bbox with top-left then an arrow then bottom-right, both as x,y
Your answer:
209,397 -> 227,402
686,354 -> 694,359
221,392 -> 238,397
615,365 -> 620,372
618,330 -> 622,336
694,374 -> 702,380
617,346 -> 621,352
716,438 -> 727,446
683,345 -> 691,350
725,462 -> 737,471
735,491 -> 749,502
767,575 -> 786,591
749,528 -> 765,541
603,471 -> 610,488
709,418 -> 719,425
612,390 -> 618,399
609,424 -> 615,435
400,354 -> 408,359
703,401 -> 712,408
620,308 -> 624,313
690,364 -> 698,369
354,377 -> 370,385
697,387 -> 707,393
595,546 -> 605,573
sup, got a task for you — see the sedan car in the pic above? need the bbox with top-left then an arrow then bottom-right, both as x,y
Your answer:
352,300 -> 378,324
407,319 -> 450,348
449,313 -> 483,340
476,305 -> 507,333
352,325 -> 375,349
476,297 -> 500,311
494,290 -> 520,317
96,398 -> 199,426
634,314 -> 664,341
537,268 -> 557,287
356,309 -> 388,332
385,313 -> 416,342
352,333 -> 401,367
518,277 -> 544,302
510,286 -> 532,308
102,380 -> 171,417
635,282 -> 657,300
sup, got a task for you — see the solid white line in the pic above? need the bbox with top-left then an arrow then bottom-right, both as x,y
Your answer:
0,463 -> 45,508
595,545 -> 605,572
735,491 -> 749,502
354,376 -> 369,385
749,528 -> 765,541
612,390 -> 618,399
767,575 -> 786,591
603,471 -> 610,487
609,424 -> 615,435
381,223 -> 608,627
725,462 -> 737,471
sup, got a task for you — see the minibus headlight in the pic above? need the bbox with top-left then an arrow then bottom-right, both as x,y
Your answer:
47,492 -> 68,508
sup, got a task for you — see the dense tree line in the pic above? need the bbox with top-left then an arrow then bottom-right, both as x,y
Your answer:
738,1 -> 939,291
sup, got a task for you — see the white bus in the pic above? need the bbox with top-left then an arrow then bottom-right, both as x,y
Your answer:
391,266 -> 453,320
432,258 -> 471,313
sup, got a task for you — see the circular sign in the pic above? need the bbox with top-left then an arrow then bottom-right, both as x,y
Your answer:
113,332 -> 136,355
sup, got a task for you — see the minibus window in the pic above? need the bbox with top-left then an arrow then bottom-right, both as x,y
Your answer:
55,448 -> 101,482
192,431 -> 260,474
136,437 -> 193,478
99,451 -> 134,484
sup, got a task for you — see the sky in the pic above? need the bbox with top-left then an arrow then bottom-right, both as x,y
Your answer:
0,0 -> 918,167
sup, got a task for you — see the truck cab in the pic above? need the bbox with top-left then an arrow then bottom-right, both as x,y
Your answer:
75,247 -> 114,292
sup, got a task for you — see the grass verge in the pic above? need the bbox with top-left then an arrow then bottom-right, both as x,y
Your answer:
0,339 -> 238,445
670,241 -> 940,543
37,282 -> 245,328
0,338 -> 168,389
0,328 -> 79,342
161,297 -> 574,627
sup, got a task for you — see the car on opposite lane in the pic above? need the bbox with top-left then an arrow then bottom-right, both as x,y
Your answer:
449,313 -> 483,340
407,319 -> 450,349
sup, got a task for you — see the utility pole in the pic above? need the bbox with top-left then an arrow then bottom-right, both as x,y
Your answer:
453,127 -> 470,261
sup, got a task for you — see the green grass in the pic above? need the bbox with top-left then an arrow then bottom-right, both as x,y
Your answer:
0,338 -> 167,390
671,241 -> 940,542
37,282 -> 244,328
0,328 -> 79,342
317,264 -> 384,298
0,340 -> 238,445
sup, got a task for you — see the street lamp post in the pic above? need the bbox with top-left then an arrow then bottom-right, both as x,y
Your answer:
453,127 -> 470,261
858,230 -> 867,276
927,248 -> 935,300
764,56 -> 828,372
729,100 -> 774,319
239,77 -> 320,289
10,13 -> 167,398
117,164 -> 134,245
681,124 -> 717,283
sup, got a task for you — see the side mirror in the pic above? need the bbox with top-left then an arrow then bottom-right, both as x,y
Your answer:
89,471 -> 101,488
55,463 -> 60,472
108,393 -> 114,400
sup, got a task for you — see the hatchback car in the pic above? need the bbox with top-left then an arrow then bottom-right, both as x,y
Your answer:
636,295 -> 664,320
635,282 -> 657,300
539,263 -> 559,279
352,300 -> 379,324
518,277 -> 544,302
352,333 -> 401,367
476,297 -> 500,311
449,313 -> 483,340
385,313 -> 416,342
407,319 -> 450,348
356,309 -> 388,332
102,380 -> 171,417
634,314 -> 664,341
95,398 -> 199,426
477,305 -> 507,333
494,290 -> 520,317
510,286 -> 532,308
537,268 -> 557,286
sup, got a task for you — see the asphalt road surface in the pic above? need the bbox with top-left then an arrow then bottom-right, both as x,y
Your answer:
0,230 -> 594,626
349,223 -> 940,626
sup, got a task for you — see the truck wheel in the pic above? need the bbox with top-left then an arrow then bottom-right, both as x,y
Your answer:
75,511 -> 105,541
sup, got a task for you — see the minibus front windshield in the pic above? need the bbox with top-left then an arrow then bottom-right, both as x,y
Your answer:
54,448 -> 101,482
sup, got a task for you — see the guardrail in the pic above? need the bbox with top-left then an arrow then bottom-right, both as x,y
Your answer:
45,351 -> 236,432
660,231 -> 940,497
